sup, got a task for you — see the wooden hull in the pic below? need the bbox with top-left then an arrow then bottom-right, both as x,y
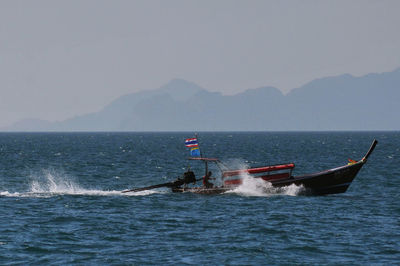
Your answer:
172,161 -> 365,196
271,161 -> 364,195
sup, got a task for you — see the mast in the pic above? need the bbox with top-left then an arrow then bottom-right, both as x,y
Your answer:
195,133 -> 207,175
195,133 -> 204,158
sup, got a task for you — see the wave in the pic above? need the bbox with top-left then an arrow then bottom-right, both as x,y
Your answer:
226,173 -> 305,197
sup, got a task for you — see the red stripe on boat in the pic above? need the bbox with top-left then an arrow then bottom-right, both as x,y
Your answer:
224,179 -> 243,186
222,163 -> 295,177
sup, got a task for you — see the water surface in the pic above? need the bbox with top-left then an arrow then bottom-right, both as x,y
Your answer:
0,132 -> 399,264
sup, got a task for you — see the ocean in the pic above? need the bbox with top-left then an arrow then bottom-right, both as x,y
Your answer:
0,132 -> 399,265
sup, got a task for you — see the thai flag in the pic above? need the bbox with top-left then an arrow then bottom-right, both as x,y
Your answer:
185,138 -> 199,147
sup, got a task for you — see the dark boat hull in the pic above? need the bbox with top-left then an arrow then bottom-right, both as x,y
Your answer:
270,161 -> 364,195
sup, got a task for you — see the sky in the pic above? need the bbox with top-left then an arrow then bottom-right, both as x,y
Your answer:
1,0 -> 400,128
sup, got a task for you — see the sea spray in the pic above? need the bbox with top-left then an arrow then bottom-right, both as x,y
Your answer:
24,169 -> 158,197
220,159 -> 304,197
0,191 -> 22,197
30,168 -> 82,194
228,173 -> 305,197
229,174 -> 272,196
0,168 -> 170,198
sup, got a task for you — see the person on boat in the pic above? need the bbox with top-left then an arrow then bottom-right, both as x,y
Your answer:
203,171 -> 214,188
182,169 -> 196,188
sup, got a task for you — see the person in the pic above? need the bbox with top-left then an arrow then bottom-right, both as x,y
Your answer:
171,169 -> 196,189
203,171 -> 214,188
183,169 -> 196,188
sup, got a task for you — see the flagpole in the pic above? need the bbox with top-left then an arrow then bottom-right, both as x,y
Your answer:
195,133 -> 203,158
195,133 -> 208,176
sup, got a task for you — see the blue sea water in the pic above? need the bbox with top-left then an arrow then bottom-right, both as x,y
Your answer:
0,132 -> 399,265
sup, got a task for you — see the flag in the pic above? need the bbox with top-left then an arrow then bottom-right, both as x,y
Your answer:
185,136 -> 201,157
185,138 -> 198,147
190,147 -> 201,157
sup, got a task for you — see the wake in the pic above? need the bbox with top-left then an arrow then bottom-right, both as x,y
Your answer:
0,169 -> 160,198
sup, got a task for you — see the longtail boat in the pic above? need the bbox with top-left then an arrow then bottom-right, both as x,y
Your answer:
122,139 -> 377,196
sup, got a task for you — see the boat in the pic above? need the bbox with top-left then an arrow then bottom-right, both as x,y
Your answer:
122,139 -> 377,196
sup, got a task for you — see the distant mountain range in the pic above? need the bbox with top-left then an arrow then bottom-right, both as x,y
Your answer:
4,68 -> 400,131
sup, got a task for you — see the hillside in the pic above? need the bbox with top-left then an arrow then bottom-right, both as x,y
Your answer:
4,68 -> 400,131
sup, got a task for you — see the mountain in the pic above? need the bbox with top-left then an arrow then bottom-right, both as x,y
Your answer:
3,68 -> 400,131
285,69 -> 400,130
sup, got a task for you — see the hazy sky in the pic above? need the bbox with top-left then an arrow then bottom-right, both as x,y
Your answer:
1,0 -> 399,127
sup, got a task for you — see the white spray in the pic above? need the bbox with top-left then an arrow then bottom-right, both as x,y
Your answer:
1,169 -> 161,198
227,172 -> 304,197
